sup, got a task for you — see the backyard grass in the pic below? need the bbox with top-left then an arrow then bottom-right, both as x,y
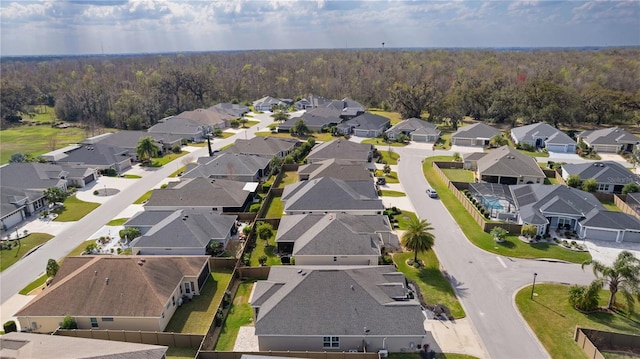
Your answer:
380,190 -> 406,197
164,270 -> 233,334
545,177 -> 561,185
379,150 -> 400,165
276,170 -> 298,188
600,200 -> 621,212
516,284 -> 640,359
375,170 -> 399,183
134,190 -> 153,204
264,195 -> 284,218
122,174 -> 141,179
361,138 -> 407,147
165,347 -> 198,359
106,218 -> 128,226
54,196 -> 100,222
423,156 -> 592,263
149,151 -> 188,167
367,109 -> 402,125
0,233 -> 54,271
441,168 -> 475,182
249,233 -> 281,267
0,124 -> 87,164
214,280 -> 256,350
393,251 -> 465,319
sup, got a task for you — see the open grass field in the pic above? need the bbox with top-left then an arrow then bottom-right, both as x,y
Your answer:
214,280 -> 256,350
264,195 -> 284,218
516,284 -> 640,359
367,109 -> 402,125
423,156 -> 592,263
164,270 -> 233,334
393,251 -> 465,319
0,233 -> 54,271
441,168 -> 475,182
0,125 -> 87,164
54,196 -> 100,222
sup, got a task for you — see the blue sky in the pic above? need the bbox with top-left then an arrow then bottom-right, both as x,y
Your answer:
1,0 -> 638,56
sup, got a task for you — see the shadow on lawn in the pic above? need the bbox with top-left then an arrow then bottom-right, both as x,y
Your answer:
418,266 -> 468,299
532,299 -> 566,318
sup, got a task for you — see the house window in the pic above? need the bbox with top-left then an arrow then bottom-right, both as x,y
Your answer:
172,296 -> 176,307
323,336 -> 340,348
101,317 -> 114,322
598,184 -> 609,191
185,282 -> 191,294
90,318 -> 99,328
558,218 -> 572,229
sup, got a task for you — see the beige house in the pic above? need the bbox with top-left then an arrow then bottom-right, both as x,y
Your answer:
466,146 -> 546,185
15,256 -> 210,333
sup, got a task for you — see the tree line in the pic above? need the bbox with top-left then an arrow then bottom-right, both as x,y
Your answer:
1,48 -> 639,131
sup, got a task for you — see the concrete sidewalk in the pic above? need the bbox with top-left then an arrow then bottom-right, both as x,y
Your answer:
425,317 -> 488,358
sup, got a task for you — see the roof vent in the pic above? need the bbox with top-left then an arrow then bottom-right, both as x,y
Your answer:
105,278 -> 109,285
140,258 -> 146,263
94,271 -> 97,276
350,285 -> 355,290
138,260 -> 144,266
298,269 -> 303,274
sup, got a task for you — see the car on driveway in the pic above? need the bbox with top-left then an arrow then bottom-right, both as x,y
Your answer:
426,188 -> 438,198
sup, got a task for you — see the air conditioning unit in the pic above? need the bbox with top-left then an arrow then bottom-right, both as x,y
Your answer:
378,350 -> 388,358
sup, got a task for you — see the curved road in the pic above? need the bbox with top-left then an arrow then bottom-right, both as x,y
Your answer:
394,147 -> 595,359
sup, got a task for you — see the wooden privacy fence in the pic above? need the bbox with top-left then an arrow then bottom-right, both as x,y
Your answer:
575,327 -> 640,359
198,351 -> 380,359
54,329 -> 203,349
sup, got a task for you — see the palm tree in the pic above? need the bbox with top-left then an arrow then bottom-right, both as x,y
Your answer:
401,217 -> 435,263
136,136 -> 160,164
271,111 -> 290,123
290,119 -> 309,137
582,251 -> 640,313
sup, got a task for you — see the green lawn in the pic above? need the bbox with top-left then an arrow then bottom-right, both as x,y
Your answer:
516,284 -> 640,359
361,138 -> 407,147
249,233 -> 281,267
545,177 -> 561,185
380,190 -> 406,197
169,165 -> 187,178
53,196 -> 100,222
165,347 -> 198,359
391,210 -> 418,230
423,156 -> 592,263
600,201 -> 621,212
214,280 -> 256,350
517,149 -> 550,158
276,171 -> 298,188
0,124 -> 87,164
19,273 -> 49,295
217,132 -> 235,139
220,143 -> 234,151
106,218 -> 128,226
441,168 -> 475,182
375,170 -> 399,183
122,174 -> 141,179
1,233 -> 54,271
21,105 -> 57,123
68,239 -> 98,257
393,251 -> 465,319
134,190 -> 153,204
264,196 -> 284,218
379,150 -> 400,165
434,131 -> 452,150
149,151 -> 188,167
164,270 -> 233,334
367,109 -> 402,125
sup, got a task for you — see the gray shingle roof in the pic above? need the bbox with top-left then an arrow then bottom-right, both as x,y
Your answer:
386,118 -> 440,136
148,118 -> 203,136
1,186 -> 44,216
579,127 -> 639,145
562,161 -> 639,185
451,122 -> 500,140
208,102 -> 249,117
343,113 -> 390,131
223,137 -> 298,157
171,109 -> 231,127
56,143 -> 131,167
281,107 -> 343,130
182,153 -> 270,180
83,131 -> 169,150
282,177 -> 384,212
581,210 -> 640,230
477,146 -> 546,179
144,178 -> 252,208
250,266 -> 425,336
298,159 -> 373,181
0,163 -> 67,190
306,140 -> 373,163
511,123 -> 575,145
129,209 -> 236,249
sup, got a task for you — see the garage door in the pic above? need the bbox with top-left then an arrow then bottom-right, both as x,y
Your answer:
584,227 -> 617,241
622,231 -> 640,243
411,134 -> 427,142
453,138 -> 473,146
546,144 -> 569,153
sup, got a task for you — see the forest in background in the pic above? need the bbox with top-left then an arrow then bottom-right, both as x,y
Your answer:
1,48 -> 639,131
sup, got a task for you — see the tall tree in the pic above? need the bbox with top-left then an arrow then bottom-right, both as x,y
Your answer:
46,259 -> 60,278
271,111 -> 290,123
43,187 -> 68,203
136,136 -> 160,164
401,217 -> 435,263
582,251 -> 640,313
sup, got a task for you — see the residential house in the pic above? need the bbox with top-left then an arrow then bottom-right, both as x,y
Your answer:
275,213 -> 398,263
208,102 -> 250,118
15,256 -> 211,333
82,131 -> 181,158
249,265 -> 427,352
281,177 -> 384,215
562,161 -> 640,194
510,184 -> 640,242
1,187 -> 49,230
144,177 -> 257,213
279,107 -> 343,133
294,95 -> 364,118
223,137 -> 299,159
510,123 -> 576,153
0,332 -> 167,359
337,113 -> 390,138
294,94 -> 333,110
127,208 -> 238,255
253,96 -> 288,112
450,123 -> 500,147
148,117 -> 208,143
172,109 -> 231,129
59,165 -> 98,188
306,140 -> 373,164
297,159 -> 373,181
578,127 -> 639,153
54,143 -> 133,173
182,153 -> 271,182
386,118 -> 441,143
468,146 -> 546,185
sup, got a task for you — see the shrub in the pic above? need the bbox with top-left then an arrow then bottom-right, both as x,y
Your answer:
562,240 -> 570,247
568,282 -> 600,312
171,144 -> 182,154
258,255 -> 268,266
570,240 -> 577,246
3,320 -> 17,333
160,183 -> 168,189
60,315 -> 78,329
93,190 -> 99,195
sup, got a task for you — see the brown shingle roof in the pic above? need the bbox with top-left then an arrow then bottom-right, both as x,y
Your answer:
15,256 -> 208,318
